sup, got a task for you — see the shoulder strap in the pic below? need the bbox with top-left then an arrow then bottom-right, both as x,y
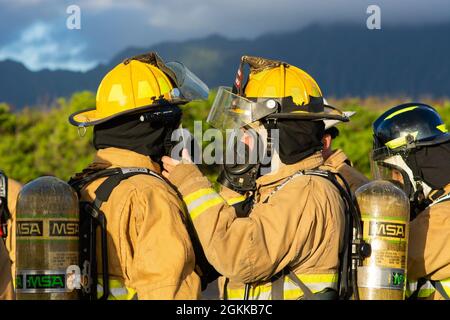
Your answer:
271,268 -> 318,300
262,171 -> 306,204
429,192 -> 450,207
286,270 -> 318,300
431,280 -> 450,300
408,277 -> 428,300
0,170 -> 10,239
90,167 -> 164,209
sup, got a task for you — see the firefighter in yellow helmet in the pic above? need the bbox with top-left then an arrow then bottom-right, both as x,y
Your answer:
321,108 -> 369,194
162,56 -> 353,300
0,173 -> 22,300
68,52 -> 210,299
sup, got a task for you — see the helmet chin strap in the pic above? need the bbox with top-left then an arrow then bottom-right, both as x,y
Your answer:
257,120 -> 285,176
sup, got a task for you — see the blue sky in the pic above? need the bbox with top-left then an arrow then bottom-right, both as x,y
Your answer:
0,0 -> 449,71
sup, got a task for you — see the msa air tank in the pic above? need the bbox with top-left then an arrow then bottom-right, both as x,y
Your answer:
355,180 -> 410,300
15,176 -> 79,300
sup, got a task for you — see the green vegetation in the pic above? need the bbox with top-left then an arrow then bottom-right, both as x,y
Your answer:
1,92 -> 449,184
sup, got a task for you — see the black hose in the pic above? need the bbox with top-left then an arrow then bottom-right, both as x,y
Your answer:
244,284 -> 250,300
352,268 -> 359,300
98,212 -> 109,300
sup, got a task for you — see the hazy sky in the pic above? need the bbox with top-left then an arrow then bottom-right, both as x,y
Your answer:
0,0 -> 449,71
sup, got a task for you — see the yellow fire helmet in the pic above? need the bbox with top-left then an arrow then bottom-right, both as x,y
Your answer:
69,52 -> 209,127
207,55 -> 347,130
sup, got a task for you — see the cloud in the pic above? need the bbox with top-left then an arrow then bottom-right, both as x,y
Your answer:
0,0 -> 449,71
0,21 -> 95,71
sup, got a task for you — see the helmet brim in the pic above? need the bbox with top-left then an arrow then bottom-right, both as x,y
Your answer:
266,104 -> 349,121
267,113 -> 350,122
68,101 -> 186,127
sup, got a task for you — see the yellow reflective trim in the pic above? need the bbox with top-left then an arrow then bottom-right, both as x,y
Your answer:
98,279 -> 136,300
184,188 -> 217,205
226,195 -> 247,206
157,77 -> 171,94
226,284 -> 271,300
137,80 -> 152,99
108,84 -> 127,105
384,106 -> 418,120
417,288 -> 435,298
225,273 -> 338,300
297,273 -> 338,284
283,288 -> 305,300
190,197 -> 224,220
437,124 -> 448,133
405,282 -> 415,297
385,131 -> 418,149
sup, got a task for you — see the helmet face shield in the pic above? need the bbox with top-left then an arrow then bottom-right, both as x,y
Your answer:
372,161 -> 408,191
371,151 -> 414,197
207,87 -> 277,130
165,61 -> 209,101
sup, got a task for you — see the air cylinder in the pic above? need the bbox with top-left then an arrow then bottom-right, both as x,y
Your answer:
15,176 -> 79,300
355,180 -> 410,300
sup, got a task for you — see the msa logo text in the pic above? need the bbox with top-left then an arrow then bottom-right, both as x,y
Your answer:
49,221 -> 79,237
369,221 -> 406,239
17,221 -> 43,237
16,274 -> 66,289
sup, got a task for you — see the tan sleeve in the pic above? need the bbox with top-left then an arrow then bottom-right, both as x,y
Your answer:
168,164 -> 325,284
7,179 -> 21,218
219,186 -> 247,205
128,185 -> 200,300
408,204 -> 450,281
0,240 -> 14,300
337,164 -> 369,194
6,179 -> 22,279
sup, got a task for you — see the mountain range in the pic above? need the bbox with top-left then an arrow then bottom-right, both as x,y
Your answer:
1,23 -> 450,109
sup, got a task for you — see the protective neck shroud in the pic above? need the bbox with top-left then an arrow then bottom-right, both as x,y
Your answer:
270,119 -> 324,165
405,141 -> 450,190
93,111 -> 180,162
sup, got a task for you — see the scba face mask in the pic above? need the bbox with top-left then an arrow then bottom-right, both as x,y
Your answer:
218,124 -> 278,193
372,153 -> 432,219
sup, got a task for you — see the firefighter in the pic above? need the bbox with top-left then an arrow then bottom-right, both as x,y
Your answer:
162,56 -> 350,300
321,109 -> 369,193
371,103 -> 450,300
68,52 -> 209,299
0,174 -> 22,300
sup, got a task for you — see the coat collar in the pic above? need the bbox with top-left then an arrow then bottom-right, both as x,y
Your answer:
93,147 -> 162,174
324,149 -> 349,168
256,152 -> 324,187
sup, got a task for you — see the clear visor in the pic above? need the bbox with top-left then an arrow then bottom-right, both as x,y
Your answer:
166,61 -> 209,101
207,86 -> 277,130
371,149 -> 412,193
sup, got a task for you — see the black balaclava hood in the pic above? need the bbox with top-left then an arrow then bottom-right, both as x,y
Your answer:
405,141 -> 450,190
270,119 -> 324,164
93,111 -> 180,163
